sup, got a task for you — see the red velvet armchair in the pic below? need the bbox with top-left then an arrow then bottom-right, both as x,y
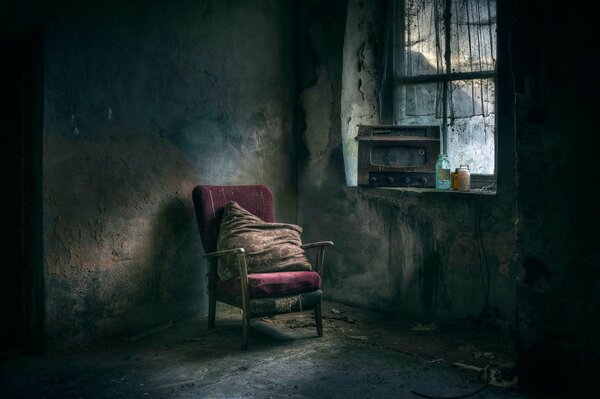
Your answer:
192,185 -> 333,350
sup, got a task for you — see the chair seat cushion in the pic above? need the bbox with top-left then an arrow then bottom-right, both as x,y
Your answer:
217,271 -> 321,298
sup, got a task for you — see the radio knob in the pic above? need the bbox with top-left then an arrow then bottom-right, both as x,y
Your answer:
370,176 -> 377,184
404,177 -> 411,184
386,176 -> 394,184
420,177 -> 428,185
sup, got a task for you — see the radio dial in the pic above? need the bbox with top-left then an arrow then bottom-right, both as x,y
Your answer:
404,177 -> 411,184
370,176 -> 377,184
420,177 -> 428,185
386,176 -> 394,184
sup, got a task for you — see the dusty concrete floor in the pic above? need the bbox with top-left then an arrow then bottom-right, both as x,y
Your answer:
1,302 -> 551,398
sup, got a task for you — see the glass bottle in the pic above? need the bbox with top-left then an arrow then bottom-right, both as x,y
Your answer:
451,168 -> 459,190
435,154 -> 451,190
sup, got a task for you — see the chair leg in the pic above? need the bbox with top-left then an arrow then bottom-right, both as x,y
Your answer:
241,311 -> 250,350
208,293 -> 216,329
315,302 -> 323,337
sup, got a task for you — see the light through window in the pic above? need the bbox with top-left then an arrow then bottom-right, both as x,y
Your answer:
392,0 -> 496,175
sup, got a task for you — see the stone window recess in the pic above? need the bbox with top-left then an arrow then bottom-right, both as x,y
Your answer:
380,0 -> 496,175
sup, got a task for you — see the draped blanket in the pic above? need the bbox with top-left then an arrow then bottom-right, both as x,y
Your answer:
217,201 -> 312,281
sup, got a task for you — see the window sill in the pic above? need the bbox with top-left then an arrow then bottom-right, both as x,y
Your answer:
349,174 -> 496,196
352,186 -> 497,196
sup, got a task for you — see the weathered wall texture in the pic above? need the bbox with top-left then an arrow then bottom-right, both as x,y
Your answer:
511,1 -> 600,393
340,0 -> 384,186
37,0 -> 296,349
298,0 -> 599,394
5,3 -> 597,391
297,0 -> 518,324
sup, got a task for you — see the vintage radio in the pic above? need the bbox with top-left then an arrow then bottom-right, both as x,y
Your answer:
356,125 -> 440,187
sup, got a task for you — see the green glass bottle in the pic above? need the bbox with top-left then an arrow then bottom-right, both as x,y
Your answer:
435,154 -> 451,190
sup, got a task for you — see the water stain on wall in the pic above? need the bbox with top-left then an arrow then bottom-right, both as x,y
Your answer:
40,0 -> 297,348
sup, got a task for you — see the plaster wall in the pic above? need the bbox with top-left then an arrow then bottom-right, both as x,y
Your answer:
297,0 -> 518,325
19,0 -> 297,348
297,1 -> 599,394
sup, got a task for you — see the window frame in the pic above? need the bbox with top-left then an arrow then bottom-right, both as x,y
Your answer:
392,0 -> 497,187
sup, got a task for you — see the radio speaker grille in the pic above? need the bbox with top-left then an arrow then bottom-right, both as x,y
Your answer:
371,146 -> 427,167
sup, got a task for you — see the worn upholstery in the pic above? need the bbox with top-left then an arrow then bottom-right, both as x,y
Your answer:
192,184 -> 326,349
192,185 -> 274,254
217,271 -> 321,298
216,201 -> 312,280
192,185 -> 275,289
248,290 -> 323,316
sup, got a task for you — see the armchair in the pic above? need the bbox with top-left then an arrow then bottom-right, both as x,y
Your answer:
192,185 -> 333,350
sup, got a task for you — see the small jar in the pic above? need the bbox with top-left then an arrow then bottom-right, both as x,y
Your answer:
451,169 -> 459,190
456,164 -> 471,192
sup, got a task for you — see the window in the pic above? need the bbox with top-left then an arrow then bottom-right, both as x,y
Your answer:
389,0 -> 496,176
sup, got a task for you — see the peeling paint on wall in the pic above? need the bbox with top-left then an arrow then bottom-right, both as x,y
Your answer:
341,0 -> 384,186
297,0 -> 518,325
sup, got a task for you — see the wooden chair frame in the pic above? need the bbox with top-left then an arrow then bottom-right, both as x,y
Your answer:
204,241 -> 333,350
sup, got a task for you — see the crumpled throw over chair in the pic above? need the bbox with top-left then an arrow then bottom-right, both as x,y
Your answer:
192,185 -> 333,350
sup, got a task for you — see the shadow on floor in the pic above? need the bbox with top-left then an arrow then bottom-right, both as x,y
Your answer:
1,301 -> 558,398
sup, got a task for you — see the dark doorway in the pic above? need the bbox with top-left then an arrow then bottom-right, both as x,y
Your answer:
0,28 -> 44,353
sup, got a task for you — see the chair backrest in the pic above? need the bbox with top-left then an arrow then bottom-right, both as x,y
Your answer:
192,185 -> 274,253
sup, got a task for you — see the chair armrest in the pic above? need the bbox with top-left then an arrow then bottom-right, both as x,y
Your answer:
301,241 -> 333,275
204,247 -> 246,258
301,241 -> 334,250
203,248 -> 249,303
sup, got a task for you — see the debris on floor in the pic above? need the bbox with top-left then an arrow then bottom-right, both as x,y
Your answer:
285,319 -> 315,329
411,322 -> 439,332
0,301 -> 527,398
323,315 -> 356,323
488,362 -> 519,389
474,351 -> 495,360
452,361 -> 518,389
